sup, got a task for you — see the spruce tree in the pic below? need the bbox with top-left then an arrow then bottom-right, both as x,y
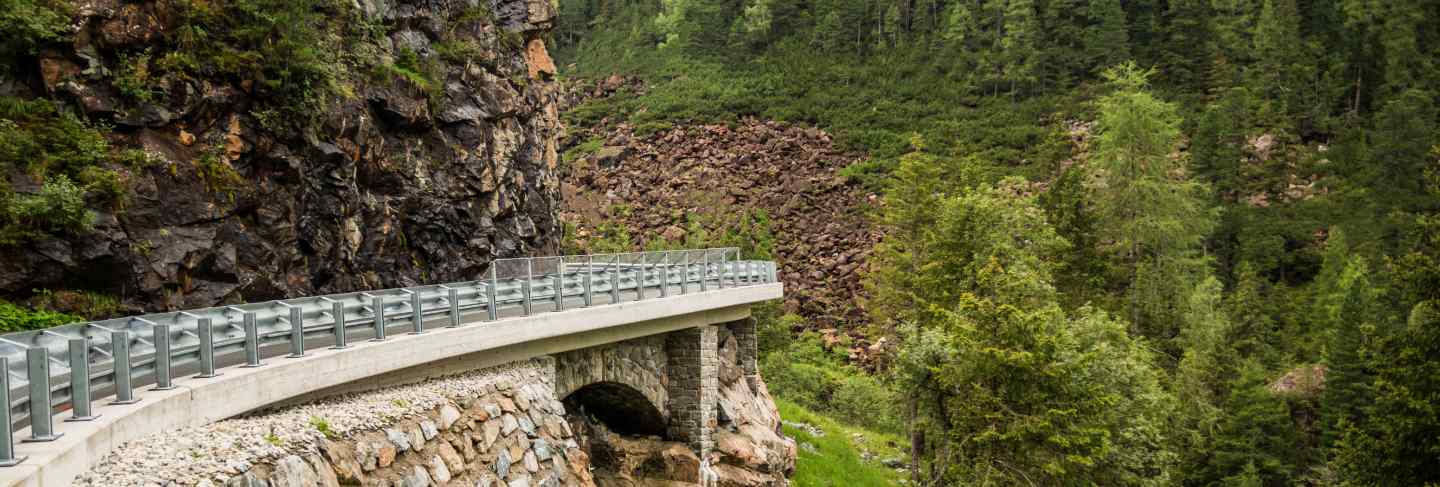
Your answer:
1319,256 -> 1379,448
1202,359 -> 1297,485
1082,0 -> 1128,73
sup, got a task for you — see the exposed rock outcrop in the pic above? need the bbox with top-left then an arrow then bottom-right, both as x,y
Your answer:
2,0 -> 562,313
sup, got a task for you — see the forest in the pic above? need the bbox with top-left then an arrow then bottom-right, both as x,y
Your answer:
554,0 -> 1440,485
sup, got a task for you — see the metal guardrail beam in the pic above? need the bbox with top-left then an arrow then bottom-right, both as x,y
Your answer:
0,248 -> 780,466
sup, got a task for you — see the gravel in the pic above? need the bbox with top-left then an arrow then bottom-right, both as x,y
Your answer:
75,360 -> 551,486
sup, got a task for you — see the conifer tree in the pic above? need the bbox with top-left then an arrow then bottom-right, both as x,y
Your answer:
1250,0 -> 1307,122
1088,63 -> 1218,347
1202,359 -> 1297,485
1319,256 -> 1380,448
1082,0 -> 1128,73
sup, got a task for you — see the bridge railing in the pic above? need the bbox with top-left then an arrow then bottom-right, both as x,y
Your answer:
0,247 -> 778,465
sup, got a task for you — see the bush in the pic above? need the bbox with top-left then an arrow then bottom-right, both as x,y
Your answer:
759,329 -> 902,433
0,299 -> 82,333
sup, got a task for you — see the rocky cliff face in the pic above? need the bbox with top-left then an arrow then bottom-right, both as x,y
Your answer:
1,0 -> 562,313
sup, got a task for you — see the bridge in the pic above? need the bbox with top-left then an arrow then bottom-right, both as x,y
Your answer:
0,248 -> 782,486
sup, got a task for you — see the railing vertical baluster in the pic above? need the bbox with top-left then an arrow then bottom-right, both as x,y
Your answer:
701,252 -> 710,292
328,299 -> 349,350
487,265 -> 499,321
110,331 -> 139,405
197,318 -> 220,377
445,287 -> 460,327
610,255 -> 620,303
24,347 -> 60,441
583,255 -> 594,307
554,259 -> 565,311
522,258 -> 534,316
636,254 -> 647,301
410,290 -> 425,334
152,325 -> 175,390
66,338 -> 97,421
681,252 -> 690,295
241,312 -> 264,367
369,295 -> 387,342
660,252 -> 671,298
0,358 -> 26,466
284,304 -> 305,358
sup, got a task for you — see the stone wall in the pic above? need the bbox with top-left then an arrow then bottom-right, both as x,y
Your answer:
77,360 -> 594,487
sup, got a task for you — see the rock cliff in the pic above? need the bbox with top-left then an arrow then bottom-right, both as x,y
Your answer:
1,0 -> 562,313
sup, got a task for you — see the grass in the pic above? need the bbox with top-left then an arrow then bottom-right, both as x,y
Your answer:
776,398 -> 907,487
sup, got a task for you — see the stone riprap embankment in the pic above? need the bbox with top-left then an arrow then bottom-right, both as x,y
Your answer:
76,359 -> 593,487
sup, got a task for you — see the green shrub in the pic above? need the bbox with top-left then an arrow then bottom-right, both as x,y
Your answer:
760,330 -> 902,433
1,175 -> 96,243
0,299 -> 82,333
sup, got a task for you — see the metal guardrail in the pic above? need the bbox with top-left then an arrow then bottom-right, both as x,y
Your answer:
0,247 -> 779,465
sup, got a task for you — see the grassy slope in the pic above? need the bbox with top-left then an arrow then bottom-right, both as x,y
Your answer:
776,398 -> 906,486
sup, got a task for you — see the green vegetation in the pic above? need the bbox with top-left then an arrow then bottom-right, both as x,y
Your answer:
777,398 -> 906,487
308,416 -> 336,438
760,316 -> 900,433
0,300 -> 82,333
561,0 -> 1440,484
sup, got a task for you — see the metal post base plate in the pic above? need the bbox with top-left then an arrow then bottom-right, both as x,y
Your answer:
150,385 -> 177,391
23,433 -> 63,442
65,414 -> 101,422
109,398 -> 141,405
0,456 -> 27,466
239,362 -> 266,368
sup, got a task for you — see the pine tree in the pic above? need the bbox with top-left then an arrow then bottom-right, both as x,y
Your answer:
1249,0 -> 1308,124
1173,276 -> 1236,479
1201,359 -> 1297,485
1158,0 -> 1213,93
1319,256 -> 1380,448
1082,0 -> 1128,73
1191,88 -> 1252,198
1000,0 -> 1040,96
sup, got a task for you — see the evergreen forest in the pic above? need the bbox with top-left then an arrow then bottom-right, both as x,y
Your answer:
556,0 -> 1440,485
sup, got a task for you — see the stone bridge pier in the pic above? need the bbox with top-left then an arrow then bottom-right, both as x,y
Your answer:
553,318 -> 757,456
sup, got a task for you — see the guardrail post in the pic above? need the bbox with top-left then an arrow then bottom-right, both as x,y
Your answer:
701,252 -> 710,292
241,312 -> 264,367
636,254 -> 647,301
285,304 -> 305,358
554,262 -> 565,311
681,253 -> 690,295
522,258 -> 534,316
487,266 -> 499,321
368,295 -> 388,342
583,255 -> 594,307
327,299 -> 350,350
152,325 -> 176,390
609,255 -> 620,303
110,330 -> 139,405
0,358 -> 26,465
197,318 -> 220,377
444,287 -> 460,327
660,252 -> 671,298
409,290 -> 425,334
66,338 -> 97,421
24,347 -> 60,441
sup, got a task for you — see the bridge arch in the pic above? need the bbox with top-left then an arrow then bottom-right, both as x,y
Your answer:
562,381 -> 668,436
553,334 -> 670,428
